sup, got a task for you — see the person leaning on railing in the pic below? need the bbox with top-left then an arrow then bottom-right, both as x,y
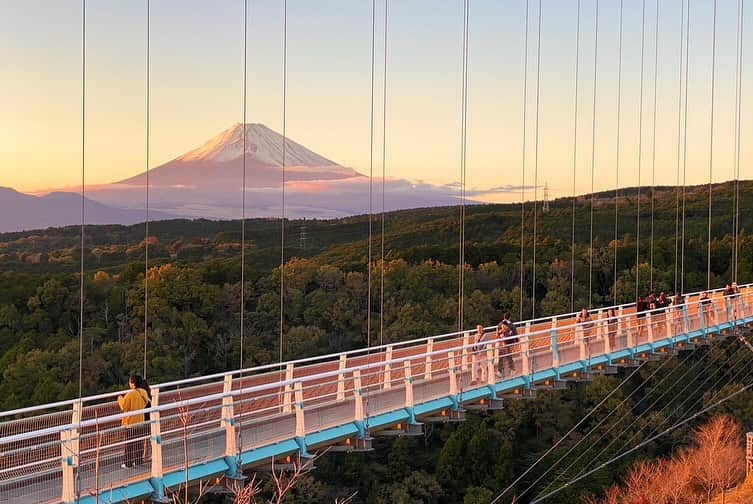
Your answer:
117,374 -> 151,469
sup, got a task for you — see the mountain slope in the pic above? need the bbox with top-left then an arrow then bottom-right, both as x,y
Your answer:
117,123 -> 362,188
83,122 -> 465,220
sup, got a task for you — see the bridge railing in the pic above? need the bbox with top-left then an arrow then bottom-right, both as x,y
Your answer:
0,286 -> 750,503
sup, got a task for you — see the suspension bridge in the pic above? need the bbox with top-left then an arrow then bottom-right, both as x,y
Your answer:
0,286 -> 750,504
3,0 -> 751,502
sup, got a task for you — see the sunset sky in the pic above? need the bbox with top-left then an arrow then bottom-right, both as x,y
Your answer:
1,0 -> 751,202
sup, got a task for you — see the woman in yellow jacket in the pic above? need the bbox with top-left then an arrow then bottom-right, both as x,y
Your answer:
117,374 -> 150,469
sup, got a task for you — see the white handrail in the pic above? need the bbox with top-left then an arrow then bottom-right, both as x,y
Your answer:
1,289 -> 746,446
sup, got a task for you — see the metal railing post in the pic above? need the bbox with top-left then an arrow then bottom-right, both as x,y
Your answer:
221,376 -> 237,457
283,363 -> 294,413
353,370 -> 364,421
448,351 -> 458,396
425,338 -> 434,380
551,317 -> 559,368
576,324 -> 586,361
149,387 -> 170,502
486,346 -> 496,386
294,382 -> 305,438
403,361 -> 414,410
383,346 -> 393,390
646,313 -> 654,343
337,354 -> 347,400
60,400 -> 81,503
520,323 -> 531,376
461,333 -> 470,372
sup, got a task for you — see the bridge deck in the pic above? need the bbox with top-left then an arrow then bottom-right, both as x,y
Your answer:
1,285 -> 750,504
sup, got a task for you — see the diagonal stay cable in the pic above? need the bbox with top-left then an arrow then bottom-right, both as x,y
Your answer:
490,360 -> 647,504
531,371 -> 753,503
578,342 -> 745,476
537,340 -> 708,498
538,331 -> 742,497
517,342 -> 688,501
537,347 -> 753,503
554,339 -> 751,494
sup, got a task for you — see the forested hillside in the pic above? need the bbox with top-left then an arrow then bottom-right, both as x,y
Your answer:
1,181 -> 752,502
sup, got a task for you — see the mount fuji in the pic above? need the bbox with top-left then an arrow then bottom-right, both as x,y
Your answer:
85,123 -> 465,220
2,124 -> 473,232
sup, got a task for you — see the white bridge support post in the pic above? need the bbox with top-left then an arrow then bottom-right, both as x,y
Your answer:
619,306 -> 632,347
221,376 -> 237,457
337,354 -> 347,400
665,308 -> 673,340
602,310 -> 612,354
576,324 -> 586,361
403,361 -> 414,410
294,382 -> 305,438
448,352 -> 458,396
60,400 -> 81,503
150,387 -> 165,479
713,299 -> 721,327
486,346 -> 496,386
520,322 -> 531,376
283,363 -> 294,413
646,313 -> 654,343
383,346 -> 393,390
551,317 -> 559,368
461,333 -> 470,373
425,338 -> 434,380
353,370 -> 364,422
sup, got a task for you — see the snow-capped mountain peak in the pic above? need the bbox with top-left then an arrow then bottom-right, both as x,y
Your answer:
176,123 -> 338,168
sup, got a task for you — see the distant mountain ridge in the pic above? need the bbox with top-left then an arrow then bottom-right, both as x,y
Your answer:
0,187 -> 177,233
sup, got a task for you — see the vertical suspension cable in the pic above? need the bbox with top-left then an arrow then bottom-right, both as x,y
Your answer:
279,0 -> 287,363
733,0 -> 744,283
237,0 -> 248,463
681,0 -> 690,293
380,0 -> 388,347
458,0 -> 469,333
570,0 -> 581,313
364,0 -> 377,435
635,0 -> 646,302
588,0 -> 599,309
649,0 -> 659,292
613,0 -> 624,306
674,0 -> 685,294
707,0 -> 717,291
367,0 -> 375,351
531,0 -> 542,319
143,0 -> 150,380
240,0 -> 247,372
520,0 -> 529,320
76,0 -> 86,499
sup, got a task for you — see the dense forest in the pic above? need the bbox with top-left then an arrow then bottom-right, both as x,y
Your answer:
2,181 -> 753,502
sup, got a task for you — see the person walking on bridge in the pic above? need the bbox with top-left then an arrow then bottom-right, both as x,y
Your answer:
117,374 -> 150,469
498,313 -> 518,375
472,324 -> 489,383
